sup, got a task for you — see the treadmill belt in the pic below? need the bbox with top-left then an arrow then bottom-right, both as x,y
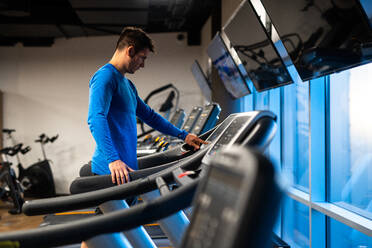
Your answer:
40,209 -> 97,227
144,223 -> 167,239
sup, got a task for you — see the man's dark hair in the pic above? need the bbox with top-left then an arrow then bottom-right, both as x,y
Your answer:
116,27 -> 155,53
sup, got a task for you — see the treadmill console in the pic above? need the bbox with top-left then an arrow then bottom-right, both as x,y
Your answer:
182,106 -> 203,133
176,111 -> 276,186
202,111 -> 275,165
192,103 -> 221,135
207,115 -> 252,156
179,114 -> 235,156
170,109 -> 186,129
181,146 -> 281,248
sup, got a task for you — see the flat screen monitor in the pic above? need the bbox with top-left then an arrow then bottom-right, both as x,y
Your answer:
223,0 -> 293,91
191,60 -> 212,102
359,0 -> 372,27
260,0 -> 372,81
207,32 -> 251,99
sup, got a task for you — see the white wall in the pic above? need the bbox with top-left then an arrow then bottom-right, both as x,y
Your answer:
0,32 -> 204,194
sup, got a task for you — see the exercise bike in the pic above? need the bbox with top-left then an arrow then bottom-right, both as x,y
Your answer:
2,129 -> 57,198
0,146 -> 24,214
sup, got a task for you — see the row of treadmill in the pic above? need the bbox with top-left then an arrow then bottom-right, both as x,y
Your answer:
137,103 -> 221,157
0,104 -> 290,248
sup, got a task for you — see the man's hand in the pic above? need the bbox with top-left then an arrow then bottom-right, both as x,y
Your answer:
109,160 -> 134,185
184,133 -> 208,151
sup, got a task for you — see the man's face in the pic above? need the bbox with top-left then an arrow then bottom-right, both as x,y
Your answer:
127,48 -> 150,74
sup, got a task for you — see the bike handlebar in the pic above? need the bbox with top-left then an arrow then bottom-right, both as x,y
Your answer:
0,143 -> 23,156
2,129 -> 16,135
35,134 -> 59,144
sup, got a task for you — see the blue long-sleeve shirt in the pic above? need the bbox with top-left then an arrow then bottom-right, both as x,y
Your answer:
88,63 -> 188,175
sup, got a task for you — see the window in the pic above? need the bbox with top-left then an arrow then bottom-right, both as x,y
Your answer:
254,90 -> 269,110
282,82 -> 310,192
282,196 -> 310,248
329,63 -> 372,220
239,63 -> 372,247
250,88 -> 281,171
328,218 -> 372,248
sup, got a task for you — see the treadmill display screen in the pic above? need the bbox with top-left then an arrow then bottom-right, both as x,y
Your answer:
223,0 -> 292,91
207,33 -> 251,99
170,109 -> 185,128
207,116 -> 250,157
193,104 -> 214,135
205,115 -> 234,143
183,107 -> 202,133
260,0 -> 372,81
183,165 -> 244,248
191,60 -> 212,102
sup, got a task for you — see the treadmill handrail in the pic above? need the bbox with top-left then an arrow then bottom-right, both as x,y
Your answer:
70,160 -> 181,194
23,112 -> 276,215
22,147 -> 209,216
0,181 -> 199,248
137,125 -> 217,170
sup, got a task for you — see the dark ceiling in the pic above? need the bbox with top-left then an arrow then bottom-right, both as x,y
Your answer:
0,0 -> 216,47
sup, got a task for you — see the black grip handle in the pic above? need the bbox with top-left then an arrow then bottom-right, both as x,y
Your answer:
23,177 -> 153,216
2,129 -> 16,135
49,134 -> 59,143
21,146 -> 31,155
156,177 -> 170,196
35,134 -> 45,143
0,147 -> 14,155
12,143 -> 23,153
71,162 -> 176,194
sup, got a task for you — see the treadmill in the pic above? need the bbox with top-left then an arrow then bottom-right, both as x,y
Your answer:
137,107 -> 199,156
8,111 -> 278,247
137,108 -> 186,149
133,103 -> 221,171
0,145 -> 282,248
160,102 -> 221,152
137,103 -> 220,157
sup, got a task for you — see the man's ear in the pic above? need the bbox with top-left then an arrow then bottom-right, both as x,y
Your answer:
128,46 -> 136,58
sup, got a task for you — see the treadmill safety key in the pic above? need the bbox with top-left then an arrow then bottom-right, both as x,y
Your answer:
177,171 -> 196,178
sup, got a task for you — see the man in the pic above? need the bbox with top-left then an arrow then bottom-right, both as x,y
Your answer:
88,26 -> 207,186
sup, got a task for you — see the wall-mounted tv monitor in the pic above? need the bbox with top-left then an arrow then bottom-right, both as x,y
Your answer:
359,0 -> 372,27
223,0 -> 293,92
207,32 -> 251,99
260,0 -> 372,81
191,60 -> 212,102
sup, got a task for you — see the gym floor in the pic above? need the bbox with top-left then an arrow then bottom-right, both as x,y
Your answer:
0,199 -> 43,232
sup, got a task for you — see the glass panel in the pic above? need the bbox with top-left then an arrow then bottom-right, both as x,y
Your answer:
254,90 -> 269,110
329,63 -> 372,220
282,82 -> 310,192
282,196 -> 310,248
328,218 -> 372,248
253,89 -> 281,168
241,94 -> 254,112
